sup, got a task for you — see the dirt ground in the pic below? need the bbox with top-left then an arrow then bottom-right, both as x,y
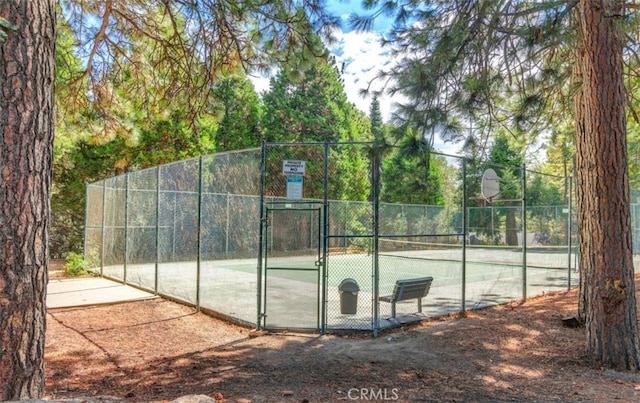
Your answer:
45,266 -> 640,402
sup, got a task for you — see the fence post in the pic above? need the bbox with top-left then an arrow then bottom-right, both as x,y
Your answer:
155,167 -> 160,294
372,147 -> 381,337
83,183 -> 89,267
196,156 -> 203,311
226,192 -> 230,258
124,174 -> 129,284
256,141 -> 267,330
100,181 -> 107,276
462,159 -> 467,314
521,165 -> 527,300
322,141 -> 330,335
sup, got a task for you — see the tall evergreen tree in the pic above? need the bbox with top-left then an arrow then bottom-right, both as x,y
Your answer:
381,128 -> 445,205
0,1 -> 55,398
262,38 -> 372,200
487,135 -> 523,246
369,95 -> 385,142
354,0 -> 639,369
262,50 -> 355,143
1,1 -> 343,397
212,77 -> 263,151
59,0 -> 339,138
51,8 -> 94,258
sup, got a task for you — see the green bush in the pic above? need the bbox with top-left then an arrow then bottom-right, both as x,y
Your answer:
64,252 -> 89,277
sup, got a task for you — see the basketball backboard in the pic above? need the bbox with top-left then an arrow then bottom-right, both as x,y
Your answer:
481,168 -> 500,202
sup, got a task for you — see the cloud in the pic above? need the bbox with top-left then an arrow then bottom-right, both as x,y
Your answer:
327,17 -> 460,155
248,73 -> 270,95
248,29 -> 397,121
248,31 -> 459,155
328,29 -> 397,120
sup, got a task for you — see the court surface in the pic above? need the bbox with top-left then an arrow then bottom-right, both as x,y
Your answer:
95,245 -> 581,330
47,276 -> 157,309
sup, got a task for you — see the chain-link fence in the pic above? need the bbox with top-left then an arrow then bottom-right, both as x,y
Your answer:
86,142 -> 583,335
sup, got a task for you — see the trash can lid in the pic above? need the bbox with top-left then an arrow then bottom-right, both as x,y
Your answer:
338,278 -> 360,292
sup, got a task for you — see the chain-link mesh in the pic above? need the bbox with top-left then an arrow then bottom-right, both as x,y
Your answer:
84,181 -> 104,268
86,142 -> 585,334
374,151 -> 465,325
262,203 -> 323,329
523,169 -> 577,298
633,204 -> 640,255
125,167 -> 158,291
102,175 -> 126,279
198,149 -> 262,323
325,200 -> 374,331
155,158 -> 200,304
323,143 -> 374,330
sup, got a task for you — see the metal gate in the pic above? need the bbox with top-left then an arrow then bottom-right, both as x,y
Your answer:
261,202 -> 324,330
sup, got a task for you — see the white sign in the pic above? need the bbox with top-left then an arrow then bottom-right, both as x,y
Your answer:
286,175 -> 303,199
283,160 -> 306,176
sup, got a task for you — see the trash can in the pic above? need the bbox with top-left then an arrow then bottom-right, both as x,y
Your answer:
338,278 -> 360,315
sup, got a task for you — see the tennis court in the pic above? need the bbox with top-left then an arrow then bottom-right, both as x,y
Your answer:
97,239 -> 578,332
86,143 -> 584,335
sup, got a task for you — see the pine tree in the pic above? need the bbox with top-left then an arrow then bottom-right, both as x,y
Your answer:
353,0 -> 639,369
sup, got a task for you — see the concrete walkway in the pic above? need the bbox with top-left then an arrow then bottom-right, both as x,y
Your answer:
47,277 -> 156,309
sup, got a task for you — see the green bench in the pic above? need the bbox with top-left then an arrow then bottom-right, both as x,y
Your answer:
379,276 -> 434,318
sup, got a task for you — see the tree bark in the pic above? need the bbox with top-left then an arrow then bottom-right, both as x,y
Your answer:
0,1 -> 55,399
574,0 -> 640,370
505,210 -> 518,246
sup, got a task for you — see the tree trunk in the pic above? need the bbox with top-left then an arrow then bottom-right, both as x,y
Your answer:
0,1 -> 55,399
574,0 -> 640,370
505,209 -> 518,246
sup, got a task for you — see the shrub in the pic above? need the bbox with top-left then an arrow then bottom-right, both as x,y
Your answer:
64,252 -> 89,277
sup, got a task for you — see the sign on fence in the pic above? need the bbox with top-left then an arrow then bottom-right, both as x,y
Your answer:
282,160 -> 306,176
286,175 -> 303,199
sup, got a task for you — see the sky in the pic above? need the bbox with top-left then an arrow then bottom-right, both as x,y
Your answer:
250,2 -> 459,155
325,1 -> 398,119
323,2 -> 460,155
251,1 -> 398,120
